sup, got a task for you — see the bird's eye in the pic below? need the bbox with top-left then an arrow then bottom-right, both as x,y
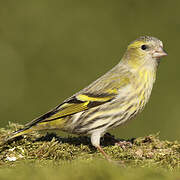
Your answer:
141,44 -> 148,50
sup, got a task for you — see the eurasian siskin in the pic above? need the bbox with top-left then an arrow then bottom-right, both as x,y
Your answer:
7,36 -> 167,160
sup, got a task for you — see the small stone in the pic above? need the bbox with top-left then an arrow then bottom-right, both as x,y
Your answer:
6,156 -> 17,161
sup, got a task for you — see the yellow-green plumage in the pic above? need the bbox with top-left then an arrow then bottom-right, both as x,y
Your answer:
7,36 -> 167,160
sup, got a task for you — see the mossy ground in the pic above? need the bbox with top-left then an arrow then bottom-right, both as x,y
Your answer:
0,123 -> 180,179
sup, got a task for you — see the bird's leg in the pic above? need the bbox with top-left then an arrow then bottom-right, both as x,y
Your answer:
91,131 -> 111,161
96,145 -> 111,161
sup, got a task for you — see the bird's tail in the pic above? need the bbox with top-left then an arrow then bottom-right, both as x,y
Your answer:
3,118 -> 65,144
8,127 -> 33,140
2,110 -> 66,144
4,126 -> 34,143
0,126 -> 33,146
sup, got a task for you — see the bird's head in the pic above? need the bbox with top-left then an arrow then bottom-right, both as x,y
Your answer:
122,36 -> 167,69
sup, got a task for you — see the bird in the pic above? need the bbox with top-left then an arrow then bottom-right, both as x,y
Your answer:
6,36 -> 167,160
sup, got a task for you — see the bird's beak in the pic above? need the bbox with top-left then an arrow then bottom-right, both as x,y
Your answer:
152,47 -> 167,59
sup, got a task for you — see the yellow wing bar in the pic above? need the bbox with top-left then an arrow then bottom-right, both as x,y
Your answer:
77,94 -> 114,102
41,92 -> 116,122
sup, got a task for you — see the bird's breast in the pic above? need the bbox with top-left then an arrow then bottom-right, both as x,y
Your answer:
133,68 -> 156,110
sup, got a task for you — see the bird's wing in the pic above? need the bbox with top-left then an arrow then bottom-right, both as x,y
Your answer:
25,91 -> 117,127
26,69 -> 130,127
6,90 -> 119,141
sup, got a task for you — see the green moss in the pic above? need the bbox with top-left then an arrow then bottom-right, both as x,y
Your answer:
0,123 -> 180,170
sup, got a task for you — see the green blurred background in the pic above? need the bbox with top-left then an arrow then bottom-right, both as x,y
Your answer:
0,0 -> 179,140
